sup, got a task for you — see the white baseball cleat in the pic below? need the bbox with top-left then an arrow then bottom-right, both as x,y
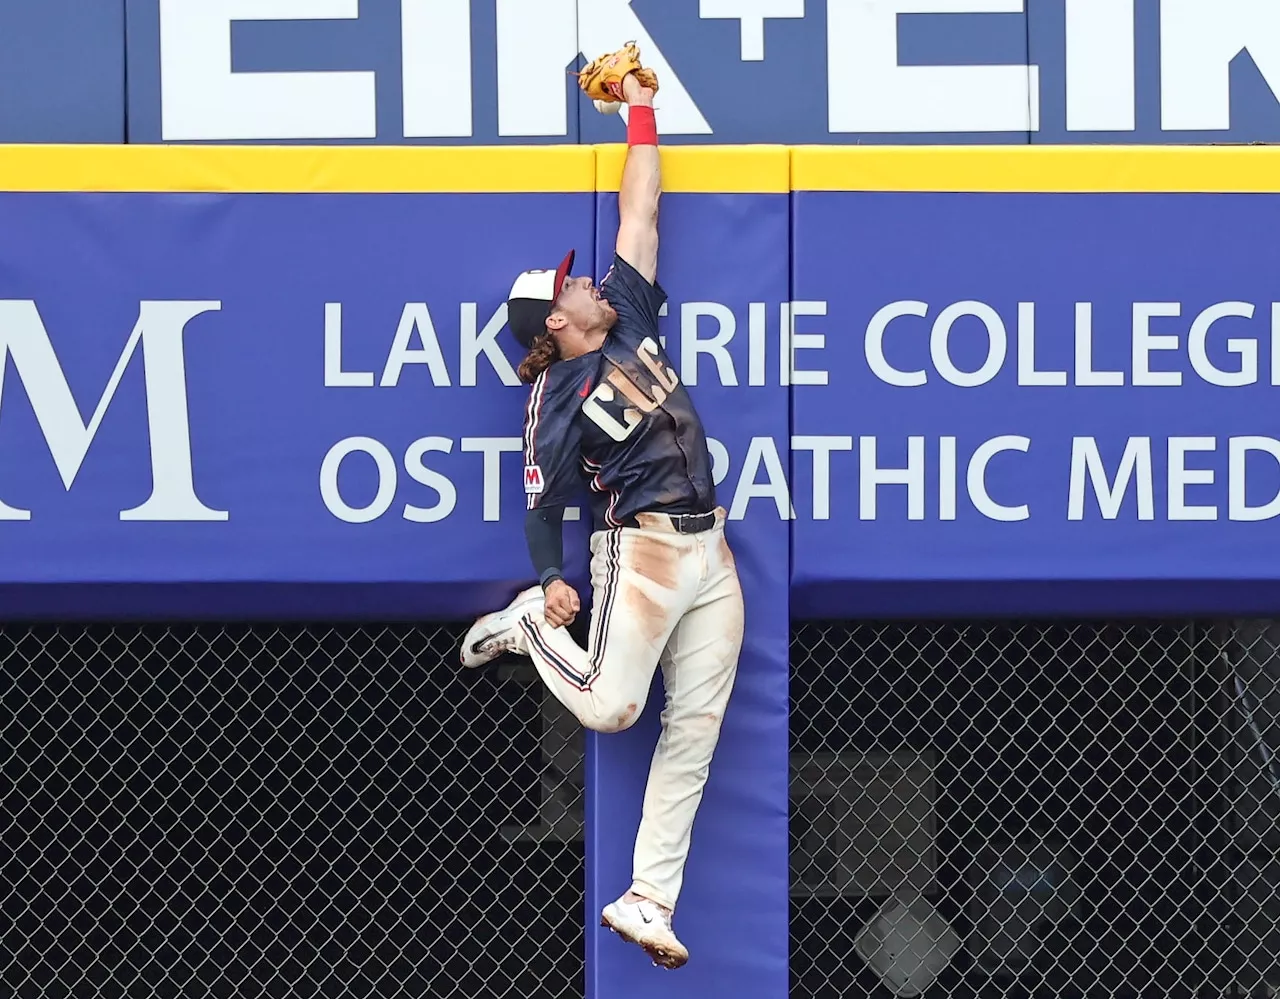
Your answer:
601,894 -> 688,970
458,586 -> 544,668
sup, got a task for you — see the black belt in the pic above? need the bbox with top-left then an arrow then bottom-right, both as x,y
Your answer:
626,509 -> 717,534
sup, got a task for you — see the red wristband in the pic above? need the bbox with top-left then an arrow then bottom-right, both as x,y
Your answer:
627,105 -> 657,146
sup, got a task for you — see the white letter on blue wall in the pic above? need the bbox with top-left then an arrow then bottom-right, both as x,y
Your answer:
0,300 -> 227,521
1230,437 -> 1280,521
698,0 -> 806,61
1065,0 -> 1135,131
158,0 -> 376,141
1161,0 -> 1280,131
402,0 -> 473,137
826,0 -> 1039,133
1067,437 -> 1154,521
968,436 -> 1030,521
495,0 -> 578,137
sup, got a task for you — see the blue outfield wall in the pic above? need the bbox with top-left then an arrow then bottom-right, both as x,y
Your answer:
0,148 -> 599,620
9,0 -> 1280,146
4,143 -> 1280,997
114,0 -> 1280,147
0,144 -> 792,999
789,146 -> 1280,619
0,0 -> 126,143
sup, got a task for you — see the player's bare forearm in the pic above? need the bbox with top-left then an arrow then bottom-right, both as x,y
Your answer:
616,74 -> 660,285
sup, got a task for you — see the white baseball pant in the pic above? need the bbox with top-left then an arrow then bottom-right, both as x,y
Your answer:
513,506 -> 745,911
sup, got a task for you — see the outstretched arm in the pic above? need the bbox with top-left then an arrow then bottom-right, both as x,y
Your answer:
615,73 -> 660,284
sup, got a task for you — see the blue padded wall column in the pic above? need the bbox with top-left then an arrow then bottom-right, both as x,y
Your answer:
586,145 -> 792,998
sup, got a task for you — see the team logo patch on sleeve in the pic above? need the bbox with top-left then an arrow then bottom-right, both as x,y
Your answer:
524,464 -> 545,494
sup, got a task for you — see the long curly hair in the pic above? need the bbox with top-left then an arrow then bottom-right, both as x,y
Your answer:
517,331 -> 560,384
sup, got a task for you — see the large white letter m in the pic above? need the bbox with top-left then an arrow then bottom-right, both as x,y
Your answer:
0,300 -> 228,521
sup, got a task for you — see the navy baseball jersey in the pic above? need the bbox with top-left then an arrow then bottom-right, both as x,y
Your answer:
522,253 -> 716,534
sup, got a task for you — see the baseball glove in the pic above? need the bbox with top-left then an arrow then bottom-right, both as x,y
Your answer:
575,41 -> 659,103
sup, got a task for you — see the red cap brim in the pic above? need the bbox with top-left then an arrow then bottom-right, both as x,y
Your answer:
553,249 -> 575,300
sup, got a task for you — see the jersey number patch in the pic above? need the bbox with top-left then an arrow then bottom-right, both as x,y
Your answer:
524,464 -> 545,494
581,336 -> 680,443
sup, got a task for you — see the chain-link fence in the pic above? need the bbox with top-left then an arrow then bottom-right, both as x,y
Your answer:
790,619 -> 1280,999
7,617 -> 1279,999
0,623 -> 584,999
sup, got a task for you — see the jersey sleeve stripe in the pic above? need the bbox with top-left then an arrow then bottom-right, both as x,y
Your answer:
523,369 -> 549,466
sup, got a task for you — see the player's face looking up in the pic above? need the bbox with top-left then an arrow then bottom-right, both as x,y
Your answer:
545,275 -> 617,359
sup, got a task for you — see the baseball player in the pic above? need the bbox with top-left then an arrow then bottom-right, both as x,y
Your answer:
458,45 -> 745,970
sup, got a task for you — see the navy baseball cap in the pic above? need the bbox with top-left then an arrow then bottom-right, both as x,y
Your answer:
506,250 -> 575,350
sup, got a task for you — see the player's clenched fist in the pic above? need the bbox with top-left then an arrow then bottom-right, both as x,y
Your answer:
543,579 -> 581,629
